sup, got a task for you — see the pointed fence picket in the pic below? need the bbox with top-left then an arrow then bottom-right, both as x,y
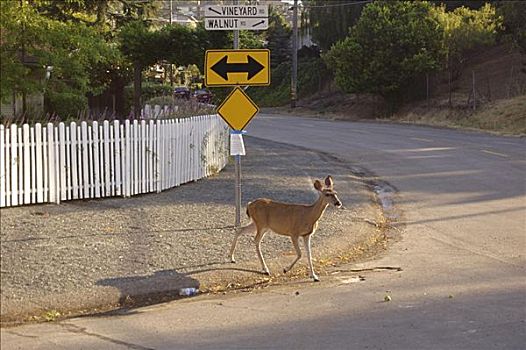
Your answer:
0,115 -> 229,207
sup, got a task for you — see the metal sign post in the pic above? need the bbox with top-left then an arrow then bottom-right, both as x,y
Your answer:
232,0 -> 245,228
233,24 -> 242,228
203,0 -> 269,228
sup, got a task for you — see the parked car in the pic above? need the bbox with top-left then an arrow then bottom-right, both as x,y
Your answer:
192,89 -> 213,104
174,86 -> 190,99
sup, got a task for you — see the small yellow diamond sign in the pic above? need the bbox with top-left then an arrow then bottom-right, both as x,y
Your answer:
217,87 -> 259,131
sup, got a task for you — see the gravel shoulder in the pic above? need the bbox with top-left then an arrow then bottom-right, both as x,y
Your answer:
0,136 -> 387,325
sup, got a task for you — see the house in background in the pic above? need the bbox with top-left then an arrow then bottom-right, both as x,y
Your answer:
0,54 -> 47,120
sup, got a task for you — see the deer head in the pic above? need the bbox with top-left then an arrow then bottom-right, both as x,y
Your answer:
314,175 -> 343,208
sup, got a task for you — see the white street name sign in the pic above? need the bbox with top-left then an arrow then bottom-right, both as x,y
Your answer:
205,5 -> 268,31
204,5 -> 268,18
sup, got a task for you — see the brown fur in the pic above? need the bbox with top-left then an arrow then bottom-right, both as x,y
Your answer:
229,175 -> 343,281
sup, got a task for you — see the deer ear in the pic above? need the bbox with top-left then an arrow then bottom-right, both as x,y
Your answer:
314,180 -> 323,191
325,175 -> 334,188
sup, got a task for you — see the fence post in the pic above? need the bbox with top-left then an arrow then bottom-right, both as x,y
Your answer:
54,125 -> 60,204
125,119 -> 131,197
103,120 -> 111,197
426,73 -> 430,109
47,123 -> 57,204
92,121 -> 100,198
42,126 -> 49,203
472,70 -> 476,111
5,127 -> 10,207
58,123 -> 66,201
23,124 -> 30,204
133,120 -> 139,195
140,120 -> 146,193
80,122 -> 89,199
17,127 -> 23,205
448,70 -> 452,108
35,123 -> 44,203
114,120 -> 121,196
10,124 -> 18,206
69,122 -> 78,200
155,120 -> 161,193
148,120 -> 154,193
0,125 -> 5,207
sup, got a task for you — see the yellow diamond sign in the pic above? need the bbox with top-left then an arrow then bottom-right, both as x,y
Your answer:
217,87 -> 259,131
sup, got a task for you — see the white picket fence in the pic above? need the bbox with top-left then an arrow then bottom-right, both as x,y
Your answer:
0,115 -> 229,208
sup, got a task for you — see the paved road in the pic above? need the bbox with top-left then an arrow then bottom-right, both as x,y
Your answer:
2,115 -> 525,349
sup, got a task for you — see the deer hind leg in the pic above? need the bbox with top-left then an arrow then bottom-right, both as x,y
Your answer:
229,221 -> 256,263
283,236 -> 302,274
303,234 -> 319,281
255,228 -> 270,275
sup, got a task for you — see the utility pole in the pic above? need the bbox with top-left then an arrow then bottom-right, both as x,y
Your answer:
291,0 -> 298,108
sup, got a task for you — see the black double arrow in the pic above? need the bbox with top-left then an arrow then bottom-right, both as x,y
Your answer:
211,55 -> 264,81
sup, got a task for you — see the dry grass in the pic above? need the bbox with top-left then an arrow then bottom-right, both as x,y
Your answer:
393,94 -> 526,136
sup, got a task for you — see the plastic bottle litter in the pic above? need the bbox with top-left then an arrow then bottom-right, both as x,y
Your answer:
179,287 -> 199,296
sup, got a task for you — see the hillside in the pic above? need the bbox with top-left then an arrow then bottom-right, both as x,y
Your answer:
282,44 -> 526,136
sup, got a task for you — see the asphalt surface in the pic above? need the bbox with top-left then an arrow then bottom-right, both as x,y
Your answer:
2,114 -> 525,349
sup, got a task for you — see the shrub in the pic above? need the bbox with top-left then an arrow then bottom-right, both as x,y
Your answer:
249,56 -> 331,107
324,1 -> 444,112
45,91 -> 88,119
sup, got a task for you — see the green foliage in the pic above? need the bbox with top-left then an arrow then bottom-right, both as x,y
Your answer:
297,57 -> 331,97
156,24 -> 202,66
46,91 -> 88,119
266,7 -> 291,68
0,1 -> 116,103
118,20 -> 158,66
432,3 -> 502,76
250,55 -> 330,107
304,0 -> 365,52
237,30 -> 265,49
324,1 -> 444,109
32,0 -> 105,23
250,62 -> 291,106
193,22 -> 230,63
498,2 -> 526,53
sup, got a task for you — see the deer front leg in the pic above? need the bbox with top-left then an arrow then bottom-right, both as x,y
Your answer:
283,236 -> 302,274
229,221 -> 256,263
303,234 -> 319,281
255,229 -> 270,275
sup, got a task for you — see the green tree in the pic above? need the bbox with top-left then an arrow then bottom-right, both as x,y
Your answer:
433,3 -> 502,79
0,1 -> 115,117
119,21 -> 210,115
266,7 -> 291,68
304,0 -> 365,52
498,1 -> 526,72
118,20 -> 159,117
324,1 -> 444,111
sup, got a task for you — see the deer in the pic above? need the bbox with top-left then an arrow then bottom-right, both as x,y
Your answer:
229,175 -> 343,282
